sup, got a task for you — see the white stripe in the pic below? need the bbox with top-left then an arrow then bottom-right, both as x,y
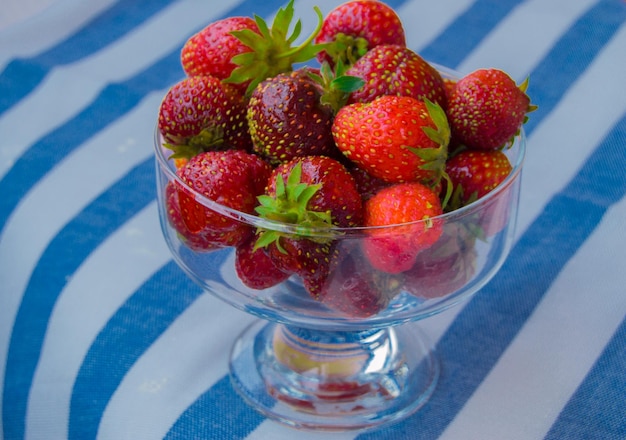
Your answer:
0,0 -> 117,68
0,91 -> 162,429
25,203 -> 171,440
0,0 -> 241,181
97,287 -> 256,440
439,192 -> 626,440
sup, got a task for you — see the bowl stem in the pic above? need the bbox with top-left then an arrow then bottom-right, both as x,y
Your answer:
229,320 -> 439,431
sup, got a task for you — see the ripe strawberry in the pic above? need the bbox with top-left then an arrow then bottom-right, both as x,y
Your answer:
254,157 -> 363,297
319,252 -> 401,318
224,0 -> 327,95
363,182 -> 444,273
171,149 -> 272,248
158,75 -> 252,158
332,95 -> 450,186
446,149 -> 513,207
447,68 -> 536,150
257,156 -> 364,229
346,44 -> 447,108
446,149 -> 514,237
348,166 -> 390,202
246,70 -> 338,165
181,16 -> 260,94
315,0 -> 406,68
403,223 -> 477,300
235,235 -> 290,290
165,182 -> 221,252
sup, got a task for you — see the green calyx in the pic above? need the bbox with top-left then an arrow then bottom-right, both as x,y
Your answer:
164,126 -> 225,159
224,0 -> 327,96
308,60 -> 365,114
323,32 -> 370,68
254,162 -> 334,252
405,99 -> 452,202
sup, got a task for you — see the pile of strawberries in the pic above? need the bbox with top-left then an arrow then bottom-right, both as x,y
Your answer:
157,0 -> 535,318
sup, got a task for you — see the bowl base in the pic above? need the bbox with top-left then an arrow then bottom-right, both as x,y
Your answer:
229,320 -> 439,432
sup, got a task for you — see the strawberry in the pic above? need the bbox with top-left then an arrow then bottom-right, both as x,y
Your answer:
181,16 -> 260,94
403,223 -> 477,300
254,157 -> 363,297
446,149 -> 515,237
315,0 -> 406,68
246,70 -> 338,165
224,0 -> 327,96
332,95 -> 450,187
446,149 -> 513,207
319,252 -> 401,318
165,182 -> 222,252
446,68 -> 536,150
257,156 -> 364,230
158,75 -> 252,158
171,149 -> 272,248
345,44 -> 447,108
362,182 -> 444,273
235,235 -> 290,290
348,165 -> 390,202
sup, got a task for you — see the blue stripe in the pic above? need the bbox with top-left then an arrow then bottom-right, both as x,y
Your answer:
523,0 -> 626,135
68,260 -> 205,439
356,108 -> 626,439
0,0 -> 175,116
545,317 -> 626,440
419,0 -> 522,67
165,375 -> 265,440
2,159 -> 156,440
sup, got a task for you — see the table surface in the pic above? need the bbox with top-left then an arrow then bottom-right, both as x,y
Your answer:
1,0 -> 625,439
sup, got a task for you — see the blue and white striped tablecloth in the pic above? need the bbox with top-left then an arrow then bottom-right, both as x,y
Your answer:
1,0 -> 625,438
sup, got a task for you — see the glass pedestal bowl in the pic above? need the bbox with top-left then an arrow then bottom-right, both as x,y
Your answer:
153,96 -> 525,432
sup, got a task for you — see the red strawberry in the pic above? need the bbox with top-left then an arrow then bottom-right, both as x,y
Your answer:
158,76 -> 252,158
165,182 -> 222,252
446,149 -> 515,237
332,95 -> 450,186
246,70 -> 338,165
254,157 -> 363,297
446,149 -> 513,206
446,68 -> 536,150
319,252 -> 401,318
224,0 -> 327,95
363,182 -> 444,273
346,44 -> 447,108
403,223 -> 477,300
235,235 -> 290,290
315,0 -> 406,68
348,166 -> 391,202
171,149 -> 272,248
181,17 -> 260,94
257,156 -> 364,230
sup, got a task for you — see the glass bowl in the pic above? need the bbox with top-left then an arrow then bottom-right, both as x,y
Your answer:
153,72 -> 526,432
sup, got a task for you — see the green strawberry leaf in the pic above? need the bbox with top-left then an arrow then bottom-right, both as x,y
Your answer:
225,0 -> 326,96
422,98 -> 451,147
254,161 -> 335,245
